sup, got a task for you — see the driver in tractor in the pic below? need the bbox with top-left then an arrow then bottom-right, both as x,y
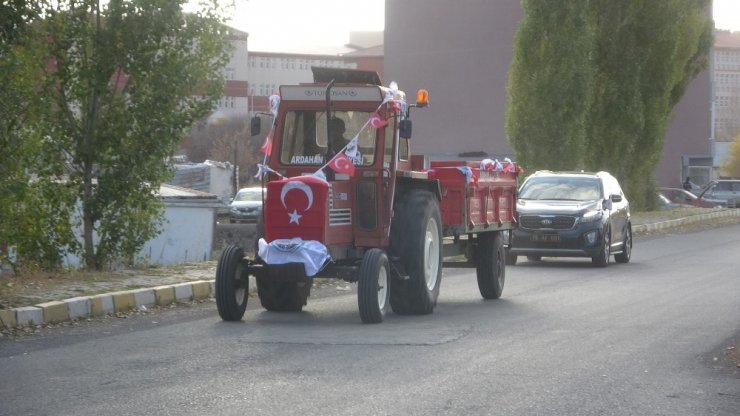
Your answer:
327,116 -> 362,164
327,116 -> 348,155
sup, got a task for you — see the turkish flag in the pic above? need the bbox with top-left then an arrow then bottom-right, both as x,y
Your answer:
260,130 -> 273,156
328,152 -> 355,176
369,111 -> 388,128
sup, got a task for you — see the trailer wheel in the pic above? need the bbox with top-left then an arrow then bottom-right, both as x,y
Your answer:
389,191 -> 442,315
614,226 -> 631,264
256,277 -> 309,312
358,248 -> 390,324
476,232 -> 505,299
592,228 -> 610,267
215,245 -> 249,321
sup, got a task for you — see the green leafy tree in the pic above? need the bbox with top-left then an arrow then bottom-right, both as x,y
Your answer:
37,0 -> 232,269
507,0 -> 712,210
1,1 -> 78,272
507,0 -> 594,171
584,0 -> 712,209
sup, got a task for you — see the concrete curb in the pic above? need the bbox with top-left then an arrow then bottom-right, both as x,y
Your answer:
1,279 -> 215,329
632,208 -> 740,235
2,209 -> 739,329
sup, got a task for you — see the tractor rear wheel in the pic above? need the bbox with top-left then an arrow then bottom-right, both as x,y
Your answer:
389,191 -> 442,315
215,245 -> 249,321
358,248 -> 390,324
475,232 -> 505,299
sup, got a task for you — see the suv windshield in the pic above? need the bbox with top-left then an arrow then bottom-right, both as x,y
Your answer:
519,177 -> 602,201
279,110 -> 377,166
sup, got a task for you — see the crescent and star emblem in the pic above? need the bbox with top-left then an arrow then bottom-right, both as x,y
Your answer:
280,181 -> 314,225
331,155 -> 351,171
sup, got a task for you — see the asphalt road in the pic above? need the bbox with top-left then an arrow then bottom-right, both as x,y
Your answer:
1,225 -> 739,416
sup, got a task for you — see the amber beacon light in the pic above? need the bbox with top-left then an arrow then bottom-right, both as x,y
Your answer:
415,89 -> 429,107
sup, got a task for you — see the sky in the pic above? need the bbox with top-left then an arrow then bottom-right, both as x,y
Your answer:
226,0 -> 385,51
713,0 -> 740,32
218,0 -> 739,52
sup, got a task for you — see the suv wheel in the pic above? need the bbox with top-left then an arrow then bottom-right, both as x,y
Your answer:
592,228 -> 610,267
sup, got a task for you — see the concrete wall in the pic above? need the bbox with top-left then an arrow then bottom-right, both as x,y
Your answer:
63,201 -> 218,268
137,204 -> 216,265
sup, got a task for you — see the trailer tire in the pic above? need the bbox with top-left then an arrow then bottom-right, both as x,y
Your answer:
215,245 -> 249,321
389,191 -> 442,315
256,277 -> 309,312
358,248 -> 390,323
476,232 -> 506,299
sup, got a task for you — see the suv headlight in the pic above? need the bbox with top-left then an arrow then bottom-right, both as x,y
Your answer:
581,210 -> 603,223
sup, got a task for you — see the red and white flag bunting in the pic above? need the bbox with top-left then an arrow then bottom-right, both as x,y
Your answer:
368,111 -> 388,129
260,129 -> 273,156
328,152 -> 355,176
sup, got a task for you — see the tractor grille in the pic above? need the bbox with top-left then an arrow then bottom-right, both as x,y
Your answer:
329,208 -> 351,226
520,215 -> 576,230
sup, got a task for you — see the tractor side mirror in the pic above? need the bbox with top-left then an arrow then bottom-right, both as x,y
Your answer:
399,119 -> 412,139
250,116 -> 261,137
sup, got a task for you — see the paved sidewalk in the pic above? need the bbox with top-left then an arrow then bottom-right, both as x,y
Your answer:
2,208 -> 739,330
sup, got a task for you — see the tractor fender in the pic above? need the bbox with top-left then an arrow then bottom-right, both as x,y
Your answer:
394,176 -> 441,202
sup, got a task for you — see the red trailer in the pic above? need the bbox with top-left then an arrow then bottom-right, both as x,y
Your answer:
215,68 -> 521,323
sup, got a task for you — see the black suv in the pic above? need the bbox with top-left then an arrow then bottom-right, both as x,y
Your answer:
507,171 -> 632,267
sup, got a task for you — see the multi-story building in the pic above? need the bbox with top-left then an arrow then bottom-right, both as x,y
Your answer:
246,31 -> 384,115
712,30 -> 740,173
247,51 -> 359,114
209,28 -> 250,124
384,0 -> 715,188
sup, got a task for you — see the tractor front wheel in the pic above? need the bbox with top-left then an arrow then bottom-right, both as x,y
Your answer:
215,245 -> 249,321
358,248 -> 390,324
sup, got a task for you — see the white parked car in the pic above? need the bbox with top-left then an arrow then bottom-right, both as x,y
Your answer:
229,187 -> 264,223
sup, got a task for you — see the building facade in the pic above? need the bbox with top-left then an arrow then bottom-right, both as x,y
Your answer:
212,28 -> 250,122
247,51 -> 359,113
712,30 -> 740,174
384,0 -> 714,188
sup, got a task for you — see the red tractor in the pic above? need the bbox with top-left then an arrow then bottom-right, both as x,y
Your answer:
216,68 -> 520,323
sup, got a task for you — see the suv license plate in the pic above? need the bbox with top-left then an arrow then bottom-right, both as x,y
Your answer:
532,234 -> 560,243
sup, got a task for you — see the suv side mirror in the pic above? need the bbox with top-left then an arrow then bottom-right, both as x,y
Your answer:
250,116 -> 261,136
603,198 -> 613,210
399,119 -> 412,139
